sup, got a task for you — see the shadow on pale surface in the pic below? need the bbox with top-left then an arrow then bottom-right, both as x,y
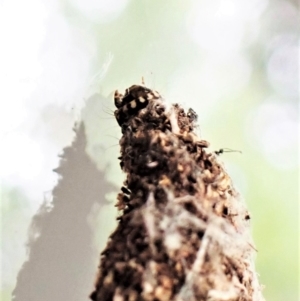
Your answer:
12,122 -> 115,301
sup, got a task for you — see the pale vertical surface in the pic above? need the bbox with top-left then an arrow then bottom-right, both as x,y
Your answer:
12,124 -> 115,301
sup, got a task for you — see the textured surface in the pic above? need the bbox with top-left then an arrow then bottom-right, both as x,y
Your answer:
91,85 -> 264,301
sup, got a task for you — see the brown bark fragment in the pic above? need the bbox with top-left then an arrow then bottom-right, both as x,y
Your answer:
91,85 -> 265,301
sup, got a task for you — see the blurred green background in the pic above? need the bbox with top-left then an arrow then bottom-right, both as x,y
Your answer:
1,0 -> 299,300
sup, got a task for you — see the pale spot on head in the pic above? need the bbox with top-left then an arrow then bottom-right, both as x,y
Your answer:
130,100 -> 137,109
147,161 -> 158,168
147,93 -> 154,100
139,96 -> 146,103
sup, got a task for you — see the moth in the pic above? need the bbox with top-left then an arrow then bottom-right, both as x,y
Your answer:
114,85 -> 161,126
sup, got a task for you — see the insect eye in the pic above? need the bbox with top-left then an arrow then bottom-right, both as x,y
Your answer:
114,90 -> 124,108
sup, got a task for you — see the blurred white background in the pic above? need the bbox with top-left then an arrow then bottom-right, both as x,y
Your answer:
1,0 -> 299,300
